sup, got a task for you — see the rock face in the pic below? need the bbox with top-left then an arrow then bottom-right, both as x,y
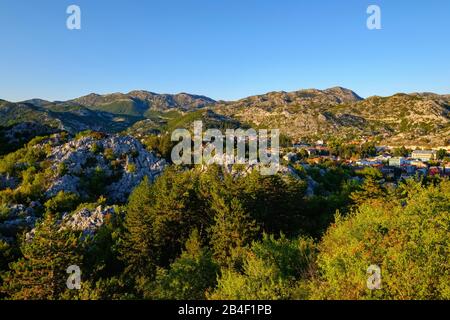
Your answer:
62,205 -> 115,237
26,205 -> 116,241
46,134 -> 167,202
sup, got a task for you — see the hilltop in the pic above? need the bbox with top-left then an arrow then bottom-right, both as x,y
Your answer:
70,90 -> 216,116
213,88 -> 450,147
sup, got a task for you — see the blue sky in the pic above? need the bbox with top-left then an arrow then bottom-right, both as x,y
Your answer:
0,0 -> 449,102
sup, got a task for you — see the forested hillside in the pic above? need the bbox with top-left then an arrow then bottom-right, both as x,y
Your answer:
0,130 -> 449,299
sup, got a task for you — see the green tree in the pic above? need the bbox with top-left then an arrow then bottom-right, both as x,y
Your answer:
360,142 -> 377,158
146,230 -> 219,300
1,214 -> 83,300
119,168 -> 207,292
208,234 -> 316,300
146,168 -> 206,266
437,149 -> 448,160
84,166 -> 107,198
311,180 -> 450,300
143,134 -> 174,160
350,176 -> 387,206
118,176 -> 156,281
209,196 -> 258,268
393,146 -> 410,157
237,172 -> 306,236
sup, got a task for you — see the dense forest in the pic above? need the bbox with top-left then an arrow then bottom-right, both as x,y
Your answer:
0,132 -> 449,300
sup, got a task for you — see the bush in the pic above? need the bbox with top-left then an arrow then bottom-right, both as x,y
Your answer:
75,130 -> 106,141
310,180 -> 450,300
0,150 -> 25,176
437,149 -> 448,160
126,163 -> 136,174
90,143 -> 104,154
0,204 -> 10,222
0,189 -> 16,206
145,230 -> 219,300
208,234 -> 316,300
14,167 -> 48,203
104,148 -> 116,161
143,134 -> 173,160
44,191 -> 80,214
57,162 -> 68,176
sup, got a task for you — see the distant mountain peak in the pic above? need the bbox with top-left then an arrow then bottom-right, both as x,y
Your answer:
67,90 -> 216,116
20,98 -> 52,107
221,86 -> 363,109
323,86 -> 363,102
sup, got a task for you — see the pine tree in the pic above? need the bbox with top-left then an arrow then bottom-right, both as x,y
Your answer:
119,176 -> 156,280
119,168 -> 209,292
350,176 -> 387,205
209,194 -> 259,267
146,229 -> 218,300
148,168 -> 205,265
1,214 -> 83,300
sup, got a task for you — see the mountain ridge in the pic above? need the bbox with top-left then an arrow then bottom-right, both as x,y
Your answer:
2,87 -> 449,147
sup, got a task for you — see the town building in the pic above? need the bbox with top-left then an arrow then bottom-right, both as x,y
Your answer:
389,157 -> 407,167
411,150 -> 437,162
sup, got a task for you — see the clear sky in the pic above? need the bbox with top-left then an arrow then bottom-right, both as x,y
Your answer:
0,0 -> 449,102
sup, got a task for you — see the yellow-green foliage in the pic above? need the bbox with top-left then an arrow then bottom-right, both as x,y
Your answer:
1,214 -> 84,300
44,191 -> 80,214
0,142 -> 46,177
209,234 -> 316,300
311,180 -> 450,300
126,163 -> 136,173
145,230 -> 219,300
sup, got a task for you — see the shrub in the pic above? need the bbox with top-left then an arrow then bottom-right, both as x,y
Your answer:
44,191 -> 80,214
0,204 -> 10,222
90,143 -> 104,154
126,163 -> 136,174
57,162 -> 68,176
310,180 -> 450,300
208,234 -> 316,300
75,130 -> 93,140
104,148 -> 116,161
145,230 -> 219,300
13,167 -> 48,203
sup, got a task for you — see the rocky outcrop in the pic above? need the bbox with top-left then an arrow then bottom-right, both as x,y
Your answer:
305,176 -> 319,197
1,133 -> 166,237
61,205 -> 115,236
26,205 -> 117,241
46,134 -> 166,202
46,175 -> 81,197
